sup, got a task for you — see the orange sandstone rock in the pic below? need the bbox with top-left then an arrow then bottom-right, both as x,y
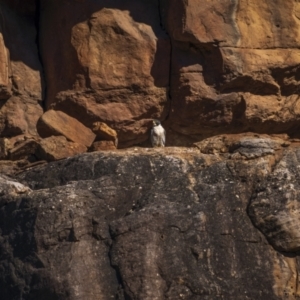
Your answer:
39,2 -> 170,147
92,121 -> 117,138
37,110 -> 96,147
37,136 -> 87,161
90,140 -> 117,151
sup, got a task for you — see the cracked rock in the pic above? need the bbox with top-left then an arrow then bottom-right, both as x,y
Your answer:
0,149 -> 290,299
248,149 -> 300,252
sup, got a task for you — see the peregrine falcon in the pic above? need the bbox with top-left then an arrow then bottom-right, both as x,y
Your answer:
151,119 -> 166,147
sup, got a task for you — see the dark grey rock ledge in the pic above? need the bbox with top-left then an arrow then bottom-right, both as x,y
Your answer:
0,147 -> 299,299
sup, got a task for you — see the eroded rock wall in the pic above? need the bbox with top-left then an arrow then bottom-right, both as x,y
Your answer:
165,0 -> 300,140
39,0 -> 170,147
0,145 -> 300,299
1,0 -> 300,149
1,1 -> 300,299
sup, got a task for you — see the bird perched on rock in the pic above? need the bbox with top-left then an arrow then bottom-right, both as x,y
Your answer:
151,119 -> 166,147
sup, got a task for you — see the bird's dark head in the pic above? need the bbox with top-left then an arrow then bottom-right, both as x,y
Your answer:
152,119 -> 161,127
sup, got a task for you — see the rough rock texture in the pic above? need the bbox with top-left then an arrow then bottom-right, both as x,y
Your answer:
8,138 -> 40,161
0,144 -> 299,299
92,122 -> 117,141
2,1 -> 300,299
163,0 -> 300,140
31,0 -> 300,147
39,1 -> 170,147
194,132 -> 290,156
1,0 -> 300,148
36,136 -> 87,162
248,147 -> 300,253
37,110 -> 96,147
90,140 -> 117,151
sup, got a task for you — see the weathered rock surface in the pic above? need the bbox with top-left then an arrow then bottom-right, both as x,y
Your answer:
39,1 -> 170,147
8,138 -> 40,161
36,136 -> 87,162
92,122 -> 117,141
164,0 -> 300,140
37,110 -> 96,147
0,134 -> 40,160
194,133 -> 290,157
0,147 -> 299,299
2,1 -> 300,298
1,0 -> 300,149
248,148 -> 300,253
0,175 -> 31,195
90,140 -> 117,151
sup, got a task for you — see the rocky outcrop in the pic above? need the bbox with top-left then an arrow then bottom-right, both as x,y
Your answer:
0,0 -> 300,150
37,110 -> 96,147
90,140 -> 117,151
194,133 -> 290,157
39,1 -> 170,147
0,144 -> 299,299
164,0 -> 300,140
36,0 -> 300,146
37,136 -> 87,161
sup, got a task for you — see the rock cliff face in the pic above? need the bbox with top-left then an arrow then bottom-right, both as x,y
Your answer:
1,0 -> 300,150
1,1 -> 300,299
0,143 -> 300,299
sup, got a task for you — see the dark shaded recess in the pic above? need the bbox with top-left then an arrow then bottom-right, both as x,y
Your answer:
188,43 -> 279,96
271,65 -> 300,96
0,0 -> 37,16
0,2 -> 43,76
171,81 -> 246,132
171,41 -> 224,88
34,0 -> 46,107
220,75 -> 280,96
28,271 -> 71,300
199,43 -> 225,88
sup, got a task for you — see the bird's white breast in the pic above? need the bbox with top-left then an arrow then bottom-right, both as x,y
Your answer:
153,125 -> 165,135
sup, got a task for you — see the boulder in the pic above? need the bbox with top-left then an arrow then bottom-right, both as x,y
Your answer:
36,135 -> 87,161
92,122 -> 117,141
0,96 -> 43,138
0,174 -> 31,196
37,110 -> 96,147
90,140 -> 116,151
